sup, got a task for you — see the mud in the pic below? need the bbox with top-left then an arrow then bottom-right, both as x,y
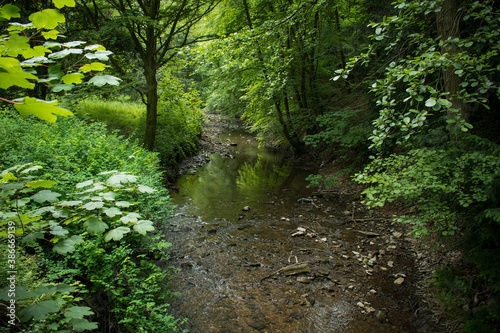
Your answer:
163,116 -> 440,332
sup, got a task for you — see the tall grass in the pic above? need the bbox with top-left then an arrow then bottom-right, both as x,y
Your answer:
76,98 -> 145,138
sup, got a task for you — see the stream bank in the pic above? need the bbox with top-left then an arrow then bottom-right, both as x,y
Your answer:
163,115 -> 443,332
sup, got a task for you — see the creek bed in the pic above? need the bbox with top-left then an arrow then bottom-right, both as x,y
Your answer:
164,129 -> 428,332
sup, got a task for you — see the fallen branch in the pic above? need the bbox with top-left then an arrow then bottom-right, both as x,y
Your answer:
260,262 -> 310,282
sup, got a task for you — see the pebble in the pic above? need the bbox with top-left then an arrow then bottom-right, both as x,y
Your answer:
394,277 -> 405,285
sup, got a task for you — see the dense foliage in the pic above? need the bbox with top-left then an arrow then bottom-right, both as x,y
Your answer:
335,0 -> 500,330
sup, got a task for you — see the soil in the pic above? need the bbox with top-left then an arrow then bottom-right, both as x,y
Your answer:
163,114 -> 447,333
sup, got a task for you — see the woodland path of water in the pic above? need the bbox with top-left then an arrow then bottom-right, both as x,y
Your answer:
163,125 -> 436,333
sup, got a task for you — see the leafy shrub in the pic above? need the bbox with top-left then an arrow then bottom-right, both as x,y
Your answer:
0,164 -> 178,331
0,114 -> 171,219
147,68 -> 204,166
355,138 -> 500,237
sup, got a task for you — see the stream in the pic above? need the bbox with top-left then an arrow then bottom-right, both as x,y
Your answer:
164,128 -> 431,332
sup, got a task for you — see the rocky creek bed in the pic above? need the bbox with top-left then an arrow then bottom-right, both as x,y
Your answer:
162,116 -> 444,332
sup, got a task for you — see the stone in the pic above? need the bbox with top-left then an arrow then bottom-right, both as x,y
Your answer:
393,231 -> 403,238
374,310 -> 387,322
297,276 -> 312,284
394,277 -> 405,285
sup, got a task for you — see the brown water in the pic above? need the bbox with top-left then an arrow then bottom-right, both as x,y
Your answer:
165,129 -> 429,332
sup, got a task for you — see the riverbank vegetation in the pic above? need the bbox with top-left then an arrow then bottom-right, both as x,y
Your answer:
1,0 -> 499,332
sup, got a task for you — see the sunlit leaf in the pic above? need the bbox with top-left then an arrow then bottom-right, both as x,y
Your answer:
29,9 -> 65,30
14,97 -> 73,123
64,306 -> 93,319
61,73 -> 84,84
104,227 -> 130,241
88,75 -> 122,87
53,0 -> 76,8
85,50 -> 113,60
80,62 -> 107,73
133,220 -> 155,235
31,189 -> 61,203
1,4 -> 21,19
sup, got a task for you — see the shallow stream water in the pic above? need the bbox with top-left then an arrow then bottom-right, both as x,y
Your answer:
164,129 -> 426,332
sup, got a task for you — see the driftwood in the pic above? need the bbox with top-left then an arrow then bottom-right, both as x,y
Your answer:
260,262 -> 310,282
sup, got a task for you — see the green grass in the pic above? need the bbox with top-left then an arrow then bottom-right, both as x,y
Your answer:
76,98 -> 145,138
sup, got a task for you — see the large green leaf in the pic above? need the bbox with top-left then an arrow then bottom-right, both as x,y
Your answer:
61,73 -> 84,84
53,0 -> 76,8
70,318 -> 99,332
88,75 -> 121,87
120,212 -> 141,224
82,201 -> 104,210
64,306 -> 93,319
0,71 -> 37,89
26,180 -> 57,188
80,62 -> 107,73
85,50 -> 113,61
18,300 -> 59,322
104,227 -> 130,241
52,235 -> 84,254
29,9 -> 65,30
133,220 -> 155,235
1,4 -> 21,19
103,207 -> 121,218
14,97 -> 73,123
31,189 -> 61,203
83,216 -> 108,234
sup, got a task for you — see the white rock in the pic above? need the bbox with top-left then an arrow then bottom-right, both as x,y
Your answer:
394,277 -> 405,285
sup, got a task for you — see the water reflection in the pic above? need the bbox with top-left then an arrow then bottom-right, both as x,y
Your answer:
172,130 -> 309,221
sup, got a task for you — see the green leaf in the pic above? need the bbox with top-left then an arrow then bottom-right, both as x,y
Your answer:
103,207 -> 122,217
58,200 -> 83,206
53,235 -> 83,254
61,73 -> 84,84
133,220 -> 155,235
55,284 -> 78,293
80,62 -> 107,73
53,0 -> 76,8
82,201 -> 104,210
83,216 -> 108,234
70,318 -> 98,332
42,30 -> 60,40
22,232 -> 45,244
138,185 -> 156,193
107,173 -> 137,186
115,201 -> 133,207
425,98 -> 437,107
31,189 -> 61,203
18,300 -> 59,322
64,306 -> 93,319
120,212 -> 141,224
14,97 -> 73,123
76,179 -> 94,188
85,50 -> 113,61
1,4 -> 21,19
88,75 -> 122,87
26,180 -> 57,188
48,48 -> 84,59
29,9 -> 65,30
0,71 -> 37,89
104,227 -> 130,242
50,223 -> 69,237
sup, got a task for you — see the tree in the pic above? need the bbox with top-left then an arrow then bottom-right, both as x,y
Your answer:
192,0 -> 389,153
73,0 -> 220,150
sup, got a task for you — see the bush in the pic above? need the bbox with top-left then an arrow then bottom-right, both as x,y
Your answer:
0,115 -> 178,332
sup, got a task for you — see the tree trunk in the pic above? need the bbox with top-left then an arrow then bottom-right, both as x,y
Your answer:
143,59 -> 158,150
436,0 -> 469,123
